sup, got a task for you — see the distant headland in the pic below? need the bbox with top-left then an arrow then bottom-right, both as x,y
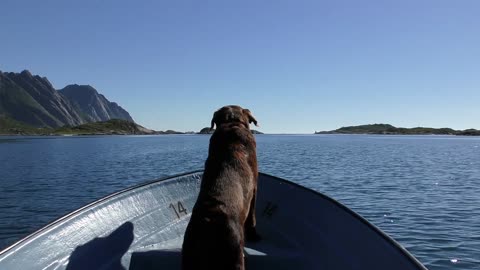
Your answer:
315,124 -> 480,136
0,69 -> 264,136
0,118 -> 264,136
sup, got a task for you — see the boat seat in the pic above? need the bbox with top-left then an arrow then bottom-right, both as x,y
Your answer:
129,245 -> 308,270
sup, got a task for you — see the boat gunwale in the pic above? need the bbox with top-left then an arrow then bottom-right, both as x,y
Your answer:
0,170 -> 204,255
259,172 -> 428,270
0,171 -> 428,270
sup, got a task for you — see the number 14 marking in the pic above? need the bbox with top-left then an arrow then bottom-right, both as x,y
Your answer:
169,201 -> 188,219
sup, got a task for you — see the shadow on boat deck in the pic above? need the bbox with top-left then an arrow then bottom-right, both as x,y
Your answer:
66,222 -> 134,270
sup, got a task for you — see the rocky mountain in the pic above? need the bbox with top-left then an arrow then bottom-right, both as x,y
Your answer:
59,85 -> 133,123
0,70 -> 133,128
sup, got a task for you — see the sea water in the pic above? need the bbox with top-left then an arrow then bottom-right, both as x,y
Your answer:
0,134 -> 479,269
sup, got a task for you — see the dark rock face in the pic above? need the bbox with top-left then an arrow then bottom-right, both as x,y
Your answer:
59,84 -> 134,123
4,70 -> 84,127
0,70 -> 133,128
198,127 -> 214,134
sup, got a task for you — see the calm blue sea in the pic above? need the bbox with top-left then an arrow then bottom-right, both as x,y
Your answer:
1,135 -> 479,269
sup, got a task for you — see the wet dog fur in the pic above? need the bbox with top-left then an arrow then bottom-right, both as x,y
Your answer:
181,105 -> 260,270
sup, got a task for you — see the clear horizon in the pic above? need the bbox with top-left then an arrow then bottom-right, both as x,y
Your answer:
1,1 -> 479,133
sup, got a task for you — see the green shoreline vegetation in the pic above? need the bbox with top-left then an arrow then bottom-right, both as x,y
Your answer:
0,117 -> 160,136
2,117 -> 477,136
0,117 -> 263,136
315,124 -> 480,136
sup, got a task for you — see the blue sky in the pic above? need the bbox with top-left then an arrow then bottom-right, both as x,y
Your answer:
1,0 -> 479,133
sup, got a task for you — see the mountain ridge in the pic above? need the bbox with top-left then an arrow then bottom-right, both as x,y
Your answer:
0,70 -> 133,128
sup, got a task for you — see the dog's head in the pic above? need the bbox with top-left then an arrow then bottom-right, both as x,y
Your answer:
210,105 -> 258,130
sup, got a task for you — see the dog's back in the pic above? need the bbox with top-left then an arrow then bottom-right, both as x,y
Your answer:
201,122 -> 257,223
182,106 -> 259,270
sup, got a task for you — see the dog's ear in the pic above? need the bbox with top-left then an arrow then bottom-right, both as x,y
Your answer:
244,109 -> 259,127
210,111 -> 218,130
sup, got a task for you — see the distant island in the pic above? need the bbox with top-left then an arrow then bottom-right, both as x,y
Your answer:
315,124 -> 480,136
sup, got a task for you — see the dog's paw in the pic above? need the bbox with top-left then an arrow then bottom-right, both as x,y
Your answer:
245,227 -> 262,242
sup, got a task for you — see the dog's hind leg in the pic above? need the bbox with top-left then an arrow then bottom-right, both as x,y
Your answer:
244,188 -> 261,242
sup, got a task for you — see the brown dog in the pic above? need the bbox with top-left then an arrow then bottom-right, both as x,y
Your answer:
181,105 -> 260,270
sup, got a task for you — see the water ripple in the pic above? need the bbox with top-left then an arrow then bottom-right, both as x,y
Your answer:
1,134 -> 479,269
